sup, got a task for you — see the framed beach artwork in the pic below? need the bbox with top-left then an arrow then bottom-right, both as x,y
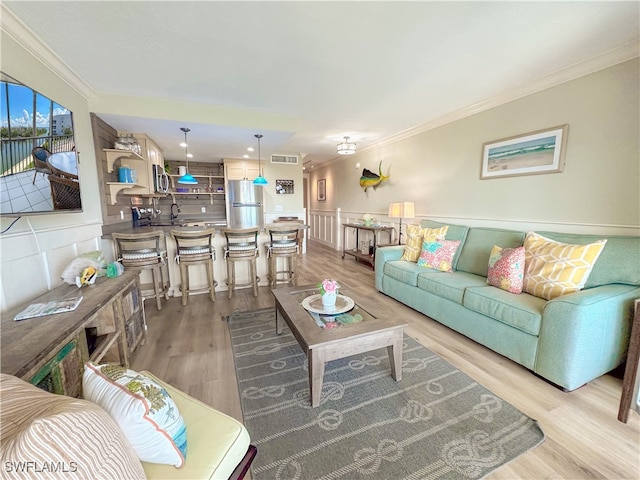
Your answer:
480,125 -> 569,179
317,179 -> 326,202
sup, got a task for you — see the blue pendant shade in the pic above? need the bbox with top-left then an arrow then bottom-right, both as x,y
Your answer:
253,175 -> 268,185
253,133 -> 268,185
178,127 -> 198,185
177,172 -> 198,184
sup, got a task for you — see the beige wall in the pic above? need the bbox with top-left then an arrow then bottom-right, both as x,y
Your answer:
308,59 -> 639,238
1,32 -> 104,312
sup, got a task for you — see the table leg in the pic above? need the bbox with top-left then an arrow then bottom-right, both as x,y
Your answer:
276,306 -> 284,335
387,332 -> 404,381
309,349 -> 325,407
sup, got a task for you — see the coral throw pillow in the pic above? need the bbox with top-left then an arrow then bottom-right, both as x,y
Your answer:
83,363 -> 187,467
417,240 -> 461,272
487,245 -> 525,294
522,232 -> 607,300
401,225 -> 449,262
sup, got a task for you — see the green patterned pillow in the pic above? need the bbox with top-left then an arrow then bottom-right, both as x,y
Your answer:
401,225 -> 448,262
83,363 -> 187,467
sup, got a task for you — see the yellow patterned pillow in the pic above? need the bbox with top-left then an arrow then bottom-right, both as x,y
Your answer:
401,225 -> 449,262
522,232 -> 607,300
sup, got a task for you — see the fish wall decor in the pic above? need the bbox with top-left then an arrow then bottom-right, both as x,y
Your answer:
359,161 -> 390,192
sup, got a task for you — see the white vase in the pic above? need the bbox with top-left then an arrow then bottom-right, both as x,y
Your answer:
321,292 -> 337,308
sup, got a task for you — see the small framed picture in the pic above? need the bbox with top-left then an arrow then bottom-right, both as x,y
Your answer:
480,125 -> 569,179
317,179 -> 326,202
276,179 -> 294,194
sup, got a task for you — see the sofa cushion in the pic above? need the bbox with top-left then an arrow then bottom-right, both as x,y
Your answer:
0,373 -> 146,479
400,224 -> 448,262
456,228 -> 525,276
417,240 -> 461,272
140,371 -> 252,480
537,231 -> 640,288
419,220 -> 470,269
487,245 -> 525,294
463,286 -> 546,336
417,271 -> 487,304
523,232 -> 607,300
383,260 -> 429,286
83,363 -> 187,467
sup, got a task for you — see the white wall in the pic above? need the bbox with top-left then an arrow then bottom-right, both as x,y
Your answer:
307,59 -> 640,248
0,31 -> 104,312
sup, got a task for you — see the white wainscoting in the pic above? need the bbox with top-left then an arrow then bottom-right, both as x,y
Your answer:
1,220 -> 104,312
307,210 -> 640,252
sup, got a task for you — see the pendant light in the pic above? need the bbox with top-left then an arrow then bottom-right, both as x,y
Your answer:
253,134 -> 268,185
178,127 -> 197,185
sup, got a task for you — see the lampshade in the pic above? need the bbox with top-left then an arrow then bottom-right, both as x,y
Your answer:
388,202 -> 415,219
337,136 -> 356,155
253,133 -> 268,185
178,127 -> 198,185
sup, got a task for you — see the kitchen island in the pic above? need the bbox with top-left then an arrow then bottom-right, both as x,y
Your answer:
101,223 -> 302,302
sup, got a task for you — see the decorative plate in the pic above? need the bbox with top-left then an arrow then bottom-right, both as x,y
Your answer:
301,294 -> 355,315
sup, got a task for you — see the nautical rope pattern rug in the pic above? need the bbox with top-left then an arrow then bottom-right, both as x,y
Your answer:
228,308 -> 544,480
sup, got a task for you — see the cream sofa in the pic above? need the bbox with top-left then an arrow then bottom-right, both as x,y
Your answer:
0,372 -> 256,480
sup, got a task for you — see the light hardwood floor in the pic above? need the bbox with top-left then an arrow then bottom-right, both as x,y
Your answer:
131,243 -> 640,479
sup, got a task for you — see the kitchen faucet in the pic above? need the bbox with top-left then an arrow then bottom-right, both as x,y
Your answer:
170,203 -> 180,225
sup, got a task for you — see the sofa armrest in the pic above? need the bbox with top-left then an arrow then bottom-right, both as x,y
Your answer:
375,246 -> 405,291
535,284 -> 640,390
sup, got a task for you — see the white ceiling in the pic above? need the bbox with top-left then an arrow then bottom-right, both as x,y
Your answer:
3,1 -> 639,166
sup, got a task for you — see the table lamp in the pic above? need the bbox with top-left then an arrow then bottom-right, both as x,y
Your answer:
388,202 -> 415,245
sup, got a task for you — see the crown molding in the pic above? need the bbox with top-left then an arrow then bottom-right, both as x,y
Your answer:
1,4 -> 95,100
363,41 -> 640,152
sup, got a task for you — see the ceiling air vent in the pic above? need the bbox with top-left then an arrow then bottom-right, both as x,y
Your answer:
271,154 -> 298,165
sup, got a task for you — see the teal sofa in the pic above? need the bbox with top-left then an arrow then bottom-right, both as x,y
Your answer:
375,220 -> 640,391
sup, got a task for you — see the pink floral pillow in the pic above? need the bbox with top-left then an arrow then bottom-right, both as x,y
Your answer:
486,245 -> 525,294
417,240 -> 461,272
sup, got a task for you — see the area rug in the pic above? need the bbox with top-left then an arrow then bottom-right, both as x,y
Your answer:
228,308 -> 544,480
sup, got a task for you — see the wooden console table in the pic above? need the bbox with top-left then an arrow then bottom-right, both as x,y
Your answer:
342,223 -> 394,269
1,270 -> 145,397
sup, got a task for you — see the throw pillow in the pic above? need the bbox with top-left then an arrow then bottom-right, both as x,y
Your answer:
417,239 -> 461,272
522,232 -> 607,300
83,363 -> 187,467
487,245 -> 525,294
401,225 -> 449,262
0,373 -> 146,479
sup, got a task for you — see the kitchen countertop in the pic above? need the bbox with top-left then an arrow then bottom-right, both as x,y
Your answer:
102,218 -> 227,237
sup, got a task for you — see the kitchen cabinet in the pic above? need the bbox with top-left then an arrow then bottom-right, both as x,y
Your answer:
225,159 -> 260,181
1,271 -> 144,397
131,133 -> 164,196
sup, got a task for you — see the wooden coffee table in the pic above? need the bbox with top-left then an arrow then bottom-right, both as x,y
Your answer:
272,284 -> 407,407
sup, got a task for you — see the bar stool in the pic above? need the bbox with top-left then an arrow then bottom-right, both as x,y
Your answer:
221,227 -> 260,299
273,218 -> 305,255
265,224 -> 300,288
111,231 -> 168,311
170,228 -> 217,306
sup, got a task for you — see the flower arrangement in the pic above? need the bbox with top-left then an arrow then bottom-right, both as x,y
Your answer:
362,213 -> 374,226
319,279 -> 339,296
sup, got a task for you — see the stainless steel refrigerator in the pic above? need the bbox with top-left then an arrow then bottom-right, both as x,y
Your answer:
227,180 -> 264,228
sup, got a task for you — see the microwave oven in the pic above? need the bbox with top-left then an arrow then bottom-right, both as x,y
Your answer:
153,165 -> 169,193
